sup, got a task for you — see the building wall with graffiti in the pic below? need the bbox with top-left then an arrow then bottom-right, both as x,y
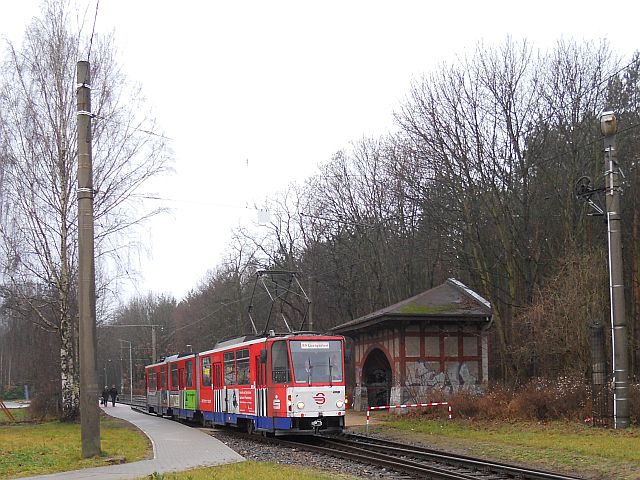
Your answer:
349,322 -> 489,409
333,279 -> 492,410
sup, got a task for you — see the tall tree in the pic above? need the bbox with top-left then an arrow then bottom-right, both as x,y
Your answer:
396,39 -> 618,380
0,1 -> 170,419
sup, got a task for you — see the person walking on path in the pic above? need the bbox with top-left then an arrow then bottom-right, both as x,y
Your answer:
109,385 -> 118,406
101,386 -> 109,406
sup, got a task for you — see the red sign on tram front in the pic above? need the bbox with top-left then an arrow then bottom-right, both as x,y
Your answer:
313,392 -> 326,405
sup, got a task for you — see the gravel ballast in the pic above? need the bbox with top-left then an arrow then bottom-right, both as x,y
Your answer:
210,429 -> 402,479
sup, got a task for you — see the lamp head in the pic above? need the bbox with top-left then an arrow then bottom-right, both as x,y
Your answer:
600,111 -> 618,136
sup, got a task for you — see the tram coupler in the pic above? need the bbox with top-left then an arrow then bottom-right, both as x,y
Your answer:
312,418 -> 322,434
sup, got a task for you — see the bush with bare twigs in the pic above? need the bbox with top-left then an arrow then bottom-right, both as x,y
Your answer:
28,383 -> 60,420
416,379 -> 592,421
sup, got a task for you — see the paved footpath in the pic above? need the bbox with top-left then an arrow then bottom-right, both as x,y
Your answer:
19,403 -> 244,480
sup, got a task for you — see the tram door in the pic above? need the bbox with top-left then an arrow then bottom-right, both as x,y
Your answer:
213,362 -> 223,413
255,353 -> 266,386
255,350 -> 267,419
160,366 -> 167,411
178,367 -> 185,409
214,363 -> 222,388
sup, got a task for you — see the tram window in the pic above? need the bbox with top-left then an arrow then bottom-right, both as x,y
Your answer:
160,367 -> 165,389
290,340 -> 343,384
271,341 -> 291,384
236,349 -> 250,385
186,360 -> 193,388
224,352 -> 236,385
201,357 -> 212,387
171,364 -> 178,389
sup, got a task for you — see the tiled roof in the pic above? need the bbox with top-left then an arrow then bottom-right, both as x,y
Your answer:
331,278 -> 491,334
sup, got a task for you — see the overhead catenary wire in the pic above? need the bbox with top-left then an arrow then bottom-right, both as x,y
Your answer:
535,119 -> 640,170
133,194 -> 255,210
56,111 -> 640,330
86,0 -> 100,63
514,55 -> 640,164
91,113 -> 173,141
135,259 -> 362,342
5,89 -> 171,142
111,54 -> 640,339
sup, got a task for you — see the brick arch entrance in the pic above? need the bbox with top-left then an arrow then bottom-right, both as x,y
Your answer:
362,348 -> 392,406
332,279 -> 492,410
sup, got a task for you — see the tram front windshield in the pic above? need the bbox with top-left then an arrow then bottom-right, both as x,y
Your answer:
290,340 -> 343,384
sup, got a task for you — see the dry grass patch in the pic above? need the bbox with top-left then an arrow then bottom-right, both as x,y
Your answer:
138,461 -> 357,480
0,414 -> 150,478
367,416 -> 640,480
0,408 -> 30,424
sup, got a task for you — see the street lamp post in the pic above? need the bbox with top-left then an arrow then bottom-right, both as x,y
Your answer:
107,324 -> 161,363
119,340 -> 133,404
103,359 -> 111,387
601,111 -> 630,429
119,350 -> 124,400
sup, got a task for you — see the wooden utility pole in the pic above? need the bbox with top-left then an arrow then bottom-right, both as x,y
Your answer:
77,60 -> 101,456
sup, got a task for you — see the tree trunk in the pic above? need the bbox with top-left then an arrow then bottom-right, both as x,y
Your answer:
60,314 -> 79,421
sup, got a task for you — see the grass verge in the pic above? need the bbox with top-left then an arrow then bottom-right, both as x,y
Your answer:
0,409 -> 29,424
365,415 -> 640,480
137,461 -> 355,480
0,414 -> 150,479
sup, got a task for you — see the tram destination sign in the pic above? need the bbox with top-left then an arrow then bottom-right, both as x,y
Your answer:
300,341 -> 330,349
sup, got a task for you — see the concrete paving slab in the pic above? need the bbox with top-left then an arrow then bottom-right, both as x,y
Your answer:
18,403 -> 244,480
2,400 -> 30,409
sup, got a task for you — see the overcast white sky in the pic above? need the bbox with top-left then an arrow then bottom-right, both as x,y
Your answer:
2,1 -> 639,302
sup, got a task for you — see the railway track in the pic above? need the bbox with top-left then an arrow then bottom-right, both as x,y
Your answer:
120,399 -> 583,480
216,428 -> 583,480
303,433 -> 584,480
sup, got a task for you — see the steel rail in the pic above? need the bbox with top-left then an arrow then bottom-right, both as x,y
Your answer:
262,435 -> 480,480
324,434 -> 583,480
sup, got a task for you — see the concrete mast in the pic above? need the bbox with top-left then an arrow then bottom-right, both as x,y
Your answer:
601,111 -> 630,429
77,60 -> 101,455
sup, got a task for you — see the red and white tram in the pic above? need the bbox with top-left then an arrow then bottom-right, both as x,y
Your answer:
145,332 -> 346,435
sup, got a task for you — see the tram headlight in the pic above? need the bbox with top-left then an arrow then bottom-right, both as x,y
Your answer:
336,400 -> 344,409
296,401 -> 305,410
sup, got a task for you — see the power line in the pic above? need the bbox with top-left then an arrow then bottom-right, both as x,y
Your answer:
522,55 -> 640,140
299,211 -> 420,228
299,212 -> 374,228
87,0 -> 100,63
537,120 -> 640,168
134,194 -> 254,210
92,114 -> 173,141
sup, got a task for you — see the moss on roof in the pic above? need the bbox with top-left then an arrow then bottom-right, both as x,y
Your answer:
399,304 -> 457,315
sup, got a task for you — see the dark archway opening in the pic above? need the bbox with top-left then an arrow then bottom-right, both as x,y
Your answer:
362,348 -> 392,407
